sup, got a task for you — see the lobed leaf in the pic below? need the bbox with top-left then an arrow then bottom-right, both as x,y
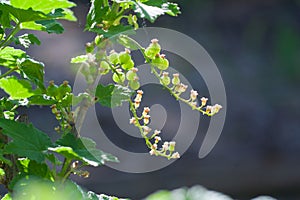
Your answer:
0,118 -> 52,163
0,47 -> 26,68
0,76 -> 36,99
14,33 -> 41,48
19,58 -> 45,90
95,84 -> 133,108
54,134 -> 118,167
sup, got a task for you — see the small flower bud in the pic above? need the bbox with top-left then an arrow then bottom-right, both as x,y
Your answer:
211,104 -> 222,114
134,100 -> 140,109
161,72 -> 170,85
190,90 -> 198,101
154,136 -> 161,143
143,126 -> 152,135
169,141 -> 176,152
201,97 -> 208,106
152,144 -> 158,150
142,107 -> 150,117
134,90 -> 143,102
171,152 -> 180,159
149,149 -> 155,155
162,142 -> 169,151
129,117 -> 136,124
206,105 -> 212,113
143,115 -> 150,125
172,73 -> 180,85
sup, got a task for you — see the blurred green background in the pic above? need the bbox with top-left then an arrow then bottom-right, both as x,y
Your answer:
21,0 -> 300,199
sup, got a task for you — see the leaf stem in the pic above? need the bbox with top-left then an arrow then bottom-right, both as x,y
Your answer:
0,23 -> 21,50
0,67 -> 18,79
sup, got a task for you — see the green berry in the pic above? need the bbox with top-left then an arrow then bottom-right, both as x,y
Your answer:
108,50 -> 119,65
112,69 -> 125,84
145,39 -> 161,59
152,54 -> 169,70
99,61 -> 110,75
47,81 -> 58,97
172,73 -> 180,85
119,49 -> 131,64
126,70 -> 137,81
161,72 -> 170,85
57,81 -> 72,99
121,59 -> 134,70
129,79 -> 140,90
85,42 -> 94,53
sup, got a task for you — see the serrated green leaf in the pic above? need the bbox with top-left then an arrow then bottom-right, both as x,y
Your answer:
0,118 -> 52,163
0,47 -> 26,68
0,3 -> 49,23
28,94 -> 56,106
19,58 -> 45,90
95,84 -> 133,107
1,193 -> 12,200
10,0 -> 77,21
0,76 -> 35,99
71,55 -> 88,63
14,33 -> 41,48
55,134 -> 118,167
36,19 -> 64,34
116,34 -> 140,50
0,9 -> 11,28
86,0 -> 107,30
162,2 -> 181,16
133,2 -> 165,23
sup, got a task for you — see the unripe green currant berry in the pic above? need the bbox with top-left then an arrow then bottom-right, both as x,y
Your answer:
126,68 -> 138,81
108,50 -> 119,65
94,35 -> 104,46
47,80 -> 59,97
169,141 -> 176,152
99,61 -> 110,75
161,72 -> 170,85
57,81 -> 72,99
119,49 -> 131,64
152,54 -> 169,70
172,73 -> 180,85
145,39 -> 161,59
121,59 -> 134,70
112,69 -> 125,84
85,42 -> 94,53
129,78 -> 140,90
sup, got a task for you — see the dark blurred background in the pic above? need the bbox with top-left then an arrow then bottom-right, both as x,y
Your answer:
24,0 -> 300,199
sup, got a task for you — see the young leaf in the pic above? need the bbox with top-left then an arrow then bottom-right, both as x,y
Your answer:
28,94 -> 57,106
133,2 -> 165,23
19,58 -> 45,90
85,0 -> 108,30
14,33 -> 41,48
54,134 -> 118,167
0,3 -> 49,23
35,19 -> 64,34
0,118 -> 52,163
71,55 -> 88,64
10,0 -> 77,21
95,84 -> 133,107
0,47 -> 26,68
0,76 -> 35,99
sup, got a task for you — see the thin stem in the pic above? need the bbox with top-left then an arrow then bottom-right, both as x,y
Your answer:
0,23 -> 21,50
0,67 -> 18,79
